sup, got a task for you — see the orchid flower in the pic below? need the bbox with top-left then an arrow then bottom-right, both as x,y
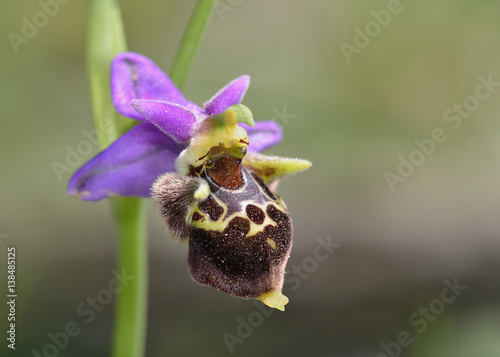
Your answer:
69,52 -> 311,310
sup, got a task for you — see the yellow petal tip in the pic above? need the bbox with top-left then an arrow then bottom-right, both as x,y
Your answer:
257,290 -> 289,311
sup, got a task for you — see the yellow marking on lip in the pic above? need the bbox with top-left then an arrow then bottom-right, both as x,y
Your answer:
266,238 -> 276,249
188,178 -> 289,239
190,199 -> 285,238
246,211 -> 277,237
189,194 -> 228,232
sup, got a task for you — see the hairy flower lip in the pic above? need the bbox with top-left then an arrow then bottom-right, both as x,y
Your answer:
68,52 -> 283,201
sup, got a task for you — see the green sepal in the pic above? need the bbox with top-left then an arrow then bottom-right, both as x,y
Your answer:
242,152 -> 312,184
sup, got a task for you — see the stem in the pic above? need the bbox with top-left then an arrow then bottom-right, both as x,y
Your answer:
86,1 -> 147,357
169,0 -> 216,88
111,197 -> 147,357
87,0 -> 128,148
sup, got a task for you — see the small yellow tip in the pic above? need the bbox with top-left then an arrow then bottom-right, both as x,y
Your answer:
257,290 -> 289,311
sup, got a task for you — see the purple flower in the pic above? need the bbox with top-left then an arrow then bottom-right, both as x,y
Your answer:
68,53 -> 282,201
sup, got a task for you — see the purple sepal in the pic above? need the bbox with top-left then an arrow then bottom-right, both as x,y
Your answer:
111,52 -> 191,120
131,100 -> 198,143
68,123 -> 184,200
204,75 -> 250,115
242,121 -> 283,152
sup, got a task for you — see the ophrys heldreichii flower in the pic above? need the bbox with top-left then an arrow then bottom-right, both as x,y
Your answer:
69,52 -> 311,310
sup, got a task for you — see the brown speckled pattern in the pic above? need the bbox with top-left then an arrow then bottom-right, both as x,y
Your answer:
187,164 -> 293,298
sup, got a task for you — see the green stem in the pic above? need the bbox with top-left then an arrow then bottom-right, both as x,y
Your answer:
169,0 -> 216,88
111,197 -> 147,357
86,1 -> 147,357
87,0 -> 128,148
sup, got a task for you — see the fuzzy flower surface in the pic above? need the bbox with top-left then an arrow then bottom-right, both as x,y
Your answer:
68,52 -> 282,201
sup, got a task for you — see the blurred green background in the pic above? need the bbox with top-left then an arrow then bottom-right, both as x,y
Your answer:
1,0 -> 500,356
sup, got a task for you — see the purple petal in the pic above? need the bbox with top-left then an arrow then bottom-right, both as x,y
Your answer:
111,52 -> 191,120
131,100 -> 200,143
242,121 -> 283,152
204,75 -> 250,115
68,123 -> 184,200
